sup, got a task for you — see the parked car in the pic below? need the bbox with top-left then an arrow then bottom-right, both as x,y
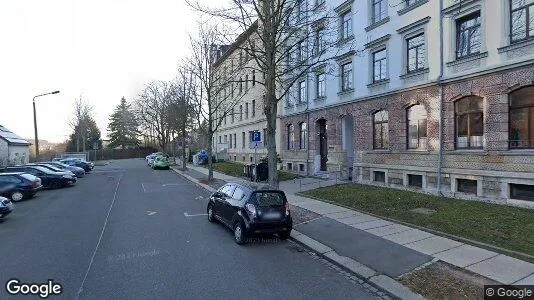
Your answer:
152,156 -> 170,170
40,161 -> 85,178
60,159 -> 93,172
207,183 -> 292,244
0,196 -> 14,219
0,173 -> 42,201
28,163 -> 76,178
146,152 -> 164,166
1,166 -> 76,189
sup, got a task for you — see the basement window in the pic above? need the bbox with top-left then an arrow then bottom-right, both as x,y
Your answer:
510,183 -> 534,202
408,174 -> 423,188
457,178 -> 477,195
373,171 -> 386,183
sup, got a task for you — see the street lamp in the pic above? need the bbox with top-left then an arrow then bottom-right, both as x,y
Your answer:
33,90 -> 60,161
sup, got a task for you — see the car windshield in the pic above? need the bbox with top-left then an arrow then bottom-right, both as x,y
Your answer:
252,192 -> 285,207
40,164 -> 63,172
31,166 -> 54,174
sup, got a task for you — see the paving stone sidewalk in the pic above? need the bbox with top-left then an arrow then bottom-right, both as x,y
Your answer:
176,162 -> 534,287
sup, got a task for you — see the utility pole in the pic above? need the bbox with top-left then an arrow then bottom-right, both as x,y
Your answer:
33,90 -> 60,161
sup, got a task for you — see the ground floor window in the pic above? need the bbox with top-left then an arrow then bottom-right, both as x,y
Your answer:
408,174 -> 423,188
510,183 -> 534,201
299,164 -> 305,172
457,178 -> 477,195
287,163 -> 293,171
233,155 -> 237,161
373,171 -> 386,183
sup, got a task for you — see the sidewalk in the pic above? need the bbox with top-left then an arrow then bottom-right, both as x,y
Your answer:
173,162 -> 534,297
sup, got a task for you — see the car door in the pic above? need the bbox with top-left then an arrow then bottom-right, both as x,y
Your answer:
25,168 -> 50,187
218,184 -> 235,224
223,187 -> 246,222
212,185 -> 232,222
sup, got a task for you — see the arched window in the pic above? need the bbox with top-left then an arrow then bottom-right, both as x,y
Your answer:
455,96 -> 483,149
287,124 -> 295,150
373,110 -> 389,149
510,86 -> 534,148
299,122 -> 307,149
407,104 -> 427,149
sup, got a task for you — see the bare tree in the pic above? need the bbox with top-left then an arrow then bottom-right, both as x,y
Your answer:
69,97 -> 93,152
187,0 -> 355,187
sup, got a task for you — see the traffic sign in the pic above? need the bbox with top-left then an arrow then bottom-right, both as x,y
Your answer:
249,141 -> 263,149
252,131 -> 261,142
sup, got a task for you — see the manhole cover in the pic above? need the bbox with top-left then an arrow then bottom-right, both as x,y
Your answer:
410,207 -> 437,215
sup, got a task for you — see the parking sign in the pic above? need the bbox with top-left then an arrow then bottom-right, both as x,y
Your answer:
252,131 -> 261,142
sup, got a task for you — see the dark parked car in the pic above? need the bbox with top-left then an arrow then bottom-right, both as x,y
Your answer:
1,166 -> 76,189
60,158 -> 93,172
40,161 -> 85,178
207,183 -> 292,244
0,196 -> 14,219
28,163 -> 76,178
0,173 -> 42,201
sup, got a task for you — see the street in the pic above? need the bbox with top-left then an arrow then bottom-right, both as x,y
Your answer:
0,159 -> 384,299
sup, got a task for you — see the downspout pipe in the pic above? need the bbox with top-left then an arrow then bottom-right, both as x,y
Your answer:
437,0 -> 445,196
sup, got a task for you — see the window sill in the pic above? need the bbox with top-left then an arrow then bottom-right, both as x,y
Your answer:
400,68 -> 429,79
446,52 -> 488,67
498,37 -> 534,54
406,148 -> 429,152
337,89 -> 354,96
296,101 -> 307,107
398,0 -> 429,16
315,96 -> 326,102
372,149 -> 390,152
365,17 -> 390,32
367,78 -> 390,88
337,35 -> 355,47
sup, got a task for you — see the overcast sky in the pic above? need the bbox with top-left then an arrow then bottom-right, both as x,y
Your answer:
0,0 -> 212,143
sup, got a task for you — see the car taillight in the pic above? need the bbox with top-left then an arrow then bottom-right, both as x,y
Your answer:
285,202 -> 290,216
30,181 -> 36,188
246,203 -> 257,218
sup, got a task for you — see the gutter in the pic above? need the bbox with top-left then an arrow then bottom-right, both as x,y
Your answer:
437,0 -> 444,196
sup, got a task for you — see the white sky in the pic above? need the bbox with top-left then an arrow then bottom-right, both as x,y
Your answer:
0,0 -> 214,143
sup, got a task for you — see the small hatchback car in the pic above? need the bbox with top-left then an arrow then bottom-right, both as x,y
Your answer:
207,183 -> 292,244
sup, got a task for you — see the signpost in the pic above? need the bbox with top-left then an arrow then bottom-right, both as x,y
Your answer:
250,131 -> 262,181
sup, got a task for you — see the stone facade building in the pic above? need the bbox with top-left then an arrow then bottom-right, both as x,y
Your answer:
280,0 -> 534,207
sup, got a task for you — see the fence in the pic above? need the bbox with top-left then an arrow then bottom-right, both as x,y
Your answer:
86,148 -> 158,161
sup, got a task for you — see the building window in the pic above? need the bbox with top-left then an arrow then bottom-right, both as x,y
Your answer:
239,105 -> 243,121
455,96 -> 483,149
245,103 -> 249,119
511,0 -> 534,42
456,12 -> 481,58
341,62 -> 353,92
298,40 -> 306,62
252,70 -> 256,86
239,77 -> 243,93
408,174 -> 423,188
316,72 -> 326,98
219,136 -> 222,143
299,164 -> 305,172
457,178 -> 477,195
373,48 -> 387,82
231,107 -> 235,123
340,10 -> 352,40
372,0 -> 387,23
245,75 -> 249,90
287,163 -> 293,171
234,133 -> 237,149
510,86 -> 534,148
299,122 -> 307,149
252,99 -> 256,117
407,34 -> 426,73
373,110 -> 389,149
314,26 -> 325,55
407,104 -> 427,149
229,134 -> 233,148
510,183 -> 534,201
287,124 -> 295,150
298,80 -> 306,103
239,51 -> 243,65
242,132 -> 246,149
224,135 -> 228,144
405,0 -> 424,7
373,171 -> 386,183
234,155 -> 237,161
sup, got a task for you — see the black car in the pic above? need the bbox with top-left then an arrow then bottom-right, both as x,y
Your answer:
40,162 -> 86,178
1,166 -> 76,189
207,183 -> 292,244
60,159 -> 93,172
0,173 -> 42,202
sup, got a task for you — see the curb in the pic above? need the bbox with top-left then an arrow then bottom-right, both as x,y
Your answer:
170,166 -> 424,300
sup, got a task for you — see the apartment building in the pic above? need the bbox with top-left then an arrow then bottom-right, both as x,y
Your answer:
280,0 -> 534,207
212,22 -> 281,164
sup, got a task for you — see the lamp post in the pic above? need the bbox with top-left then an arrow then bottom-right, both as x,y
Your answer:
33,90 -> 60,161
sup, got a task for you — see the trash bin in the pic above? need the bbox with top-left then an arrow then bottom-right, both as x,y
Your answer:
244,164 -> 256,181
256,162 -> 268,181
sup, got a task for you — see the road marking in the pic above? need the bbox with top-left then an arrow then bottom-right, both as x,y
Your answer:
76,173 -> 123,299
106,249 -> 160,262
162,183 -> 188,187
147,211 -> 157,216
184,212 -> 208,217
141,183 -> 146,193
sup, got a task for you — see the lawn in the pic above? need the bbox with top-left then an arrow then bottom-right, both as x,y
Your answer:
205,162 -> 299,182
302,183 -> 534,257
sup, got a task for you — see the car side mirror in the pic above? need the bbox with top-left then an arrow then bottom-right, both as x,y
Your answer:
213,192 -> 223,198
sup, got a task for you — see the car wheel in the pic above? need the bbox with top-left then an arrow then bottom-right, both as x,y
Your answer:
11,191 -> 24,202
207,205 -> 215,223
278,230 -> 291,240
233,222 -> 246,245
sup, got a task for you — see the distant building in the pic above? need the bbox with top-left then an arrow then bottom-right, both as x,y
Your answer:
0,125 -> 31,166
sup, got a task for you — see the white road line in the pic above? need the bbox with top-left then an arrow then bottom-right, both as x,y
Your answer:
76,173 -> 123,299
141,183 -> 146,193
184,212 -> 208,217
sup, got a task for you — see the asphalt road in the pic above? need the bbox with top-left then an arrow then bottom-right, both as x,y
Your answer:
0,159 -> 384,300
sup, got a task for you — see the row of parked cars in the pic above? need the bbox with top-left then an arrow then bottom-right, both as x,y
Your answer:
145,152 -> 170,170
0,157 -> 94,219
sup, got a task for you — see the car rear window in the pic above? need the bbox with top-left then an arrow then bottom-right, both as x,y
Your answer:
252,192 -> 285,207
20,174 -> 37,181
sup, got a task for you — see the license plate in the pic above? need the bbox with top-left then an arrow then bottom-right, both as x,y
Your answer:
263,212 -> 281,220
